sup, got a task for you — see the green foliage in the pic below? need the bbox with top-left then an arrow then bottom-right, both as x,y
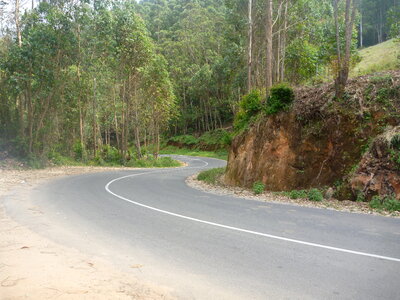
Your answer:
252,181 -> 265,195
390,133 -> 400,169
160,146 -> 228,160
239,90 -> 263,116
125,156 -> 181,168
390,134 -> 400,150
26,154 -> 46,169
370,195 -> 400,212
234,90 -> 262,131
73,141 -> 85,161
281,188 -> 324,201
197,168 -> 225,185
265,84 -> 295,115
387,6 -> 400,39
101,145 -> 122,164
168,129 -> 231,149
307,189 -> 324,202
198,129 -> 232,147
286,40 -> 319,83
356,192 -> 366,202
289,190 -> 308,199
48,151 -> 81,166
169,135 -> 199,146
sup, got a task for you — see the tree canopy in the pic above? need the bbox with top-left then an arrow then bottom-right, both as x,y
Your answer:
0,0 -> 398,162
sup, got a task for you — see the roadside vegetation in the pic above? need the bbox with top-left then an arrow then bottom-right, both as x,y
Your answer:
197,168 -> 226,185
160,147 -> 228,161
162,129 -> 230,160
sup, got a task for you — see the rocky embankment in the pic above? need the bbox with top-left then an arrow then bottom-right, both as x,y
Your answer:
225,71 -> 400,200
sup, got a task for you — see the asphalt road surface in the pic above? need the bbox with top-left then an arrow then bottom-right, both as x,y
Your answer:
4,155 -> 400,299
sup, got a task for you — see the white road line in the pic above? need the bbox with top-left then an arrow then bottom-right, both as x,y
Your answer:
105,157 -> 400,263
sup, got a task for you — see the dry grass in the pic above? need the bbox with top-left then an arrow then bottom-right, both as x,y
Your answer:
351,39 -> 399,77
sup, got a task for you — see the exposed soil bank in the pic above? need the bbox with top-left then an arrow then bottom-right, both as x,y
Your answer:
226,71 -> 400,201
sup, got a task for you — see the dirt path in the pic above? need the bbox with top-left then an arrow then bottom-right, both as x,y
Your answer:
0,166 -> 174,300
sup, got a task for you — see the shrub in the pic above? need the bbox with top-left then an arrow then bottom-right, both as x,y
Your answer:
307,188 -> 324,202
289,189 -> 308,199
240,89 -> 263,116
234,90 -> 262,131
356,192 -> 366,202
252,181 -> 265,195
197,167 -> 225,184
369,195 -> 400,212
169,135 -> 199,145
124,156 -> 181,168
102,145 -> 122,163
369,195 -> 382,209
73,141 -> 84,160
265,84 -> 295,115
391,134 -> 400,150
198,129 -> 231,147
26,154 -> 46,169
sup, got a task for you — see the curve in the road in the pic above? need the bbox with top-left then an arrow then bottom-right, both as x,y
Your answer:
105,157 -> 400,263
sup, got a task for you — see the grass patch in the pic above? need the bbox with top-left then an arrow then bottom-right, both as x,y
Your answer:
197,167 -> 225,184
252,181 -> 265,194
160,145 -> 228,160
369,195 -> 400,212
169,135 -> 199,146
307,188 -> 324,202
280,188 -> 324,202
351,39 -> 399,77
124,156 -> 181,168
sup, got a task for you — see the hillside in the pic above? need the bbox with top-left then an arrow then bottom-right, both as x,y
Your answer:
351,39 -> 399,77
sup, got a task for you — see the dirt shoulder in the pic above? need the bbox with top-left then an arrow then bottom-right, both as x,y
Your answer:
0,166 -> 174,300
186,174 -> 400,218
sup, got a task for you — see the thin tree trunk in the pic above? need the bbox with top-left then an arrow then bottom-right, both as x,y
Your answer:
92,78 -> 97,157
113,86 -> 120,151
247,0 -> 253,92
359,0 -> 363,48
27,79 -> 33,153
334,0 -> 356,98
265,0 -> 273,98
280,0 -> 288,82
15,0 -> 21,47
333,0 -> 343,98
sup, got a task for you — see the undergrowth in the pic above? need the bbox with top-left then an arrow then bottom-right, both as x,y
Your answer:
252,181 -> 265,194
197,167 -> 226,184
160,146 -> 228,160
369,195 -> 400,212
280,188 -> 324,202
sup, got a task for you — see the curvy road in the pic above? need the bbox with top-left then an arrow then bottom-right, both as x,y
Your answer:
3,155 -> 400,299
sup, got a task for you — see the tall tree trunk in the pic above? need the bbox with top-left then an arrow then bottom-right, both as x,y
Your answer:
247,0 -> 253,92
359,0 -> 363,48
133,81 -> 142,159
15,0 -> 21,47
280,0 -> 288,82
27,78 -> 33,154
77,24 -> 85,161
334,0 -> 357,98
265,0 -> 273,98
92,78 -> 97,157
333,0 -> 343,98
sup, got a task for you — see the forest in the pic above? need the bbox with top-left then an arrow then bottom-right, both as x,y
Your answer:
0,0 -> 399,166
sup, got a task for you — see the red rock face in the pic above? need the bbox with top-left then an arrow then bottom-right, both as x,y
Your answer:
225,112 -> 370,193
225,72 -> 400,200
349,127 -> 400,200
